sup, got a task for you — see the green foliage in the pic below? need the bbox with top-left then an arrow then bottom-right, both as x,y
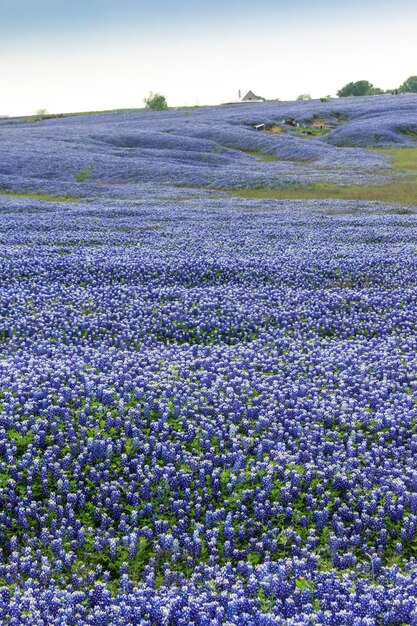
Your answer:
320,95 -> 330,102
294,125 -> 329,137
8,429 -> 34,454
0,191 -> 76,202
0,471 -> 9,488
223,147 -> 417,205
30,108 -> 49,122
247,551 -> 262,565
128,538 -> 151,581
75,161 -> 94,183
296,94 -> 311,101
25,108 -> 50,123
337,80 -> 377,97
295,576 -> 315,594
400,128 -> 417,139
331,112 -> 349,123
236,149 -> 278,162
225,178 -> 417,205
375,146 -> 417,171
143,92 -> 168,111
258,587 -> 276,612
399,75 -> 417,93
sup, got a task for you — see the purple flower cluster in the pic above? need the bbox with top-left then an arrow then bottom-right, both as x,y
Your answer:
2,561 -> 417,625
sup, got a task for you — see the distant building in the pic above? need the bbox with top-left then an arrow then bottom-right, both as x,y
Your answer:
242,90 -> 264,103
221,90 -> 265,106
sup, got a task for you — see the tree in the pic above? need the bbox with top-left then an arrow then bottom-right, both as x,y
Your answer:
337,80 -> 375,97
296,94 -> 311,101
143,92 -> 168,110
399,76 -> 417,93
32,108 -> 49,122
369,87 -> 385,95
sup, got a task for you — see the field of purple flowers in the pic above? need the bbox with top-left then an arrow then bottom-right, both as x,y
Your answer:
1,96 -> 417,625
0,93 -> 416,198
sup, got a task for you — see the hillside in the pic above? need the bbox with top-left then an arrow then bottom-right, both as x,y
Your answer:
1,95 -> 417,625
1,95 -> 417,199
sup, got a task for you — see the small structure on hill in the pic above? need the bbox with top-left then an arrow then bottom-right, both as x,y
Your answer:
242,90 -> 264,102
283,117 -> 298,127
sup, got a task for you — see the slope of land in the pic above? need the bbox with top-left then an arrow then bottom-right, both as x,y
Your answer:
1,96 -> 417,625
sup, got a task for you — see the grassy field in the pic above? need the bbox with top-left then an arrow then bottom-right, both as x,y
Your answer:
0,191 -> 77,202
227,147 -> 417,205
232,148 -> 278,161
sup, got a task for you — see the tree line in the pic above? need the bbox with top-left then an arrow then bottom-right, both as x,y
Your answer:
337,76 -> 417,97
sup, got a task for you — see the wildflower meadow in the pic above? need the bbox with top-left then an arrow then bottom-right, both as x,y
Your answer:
1,95 -> 417,625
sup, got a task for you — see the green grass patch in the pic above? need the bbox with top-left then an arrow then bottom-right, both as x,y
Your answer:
225,147 -> 417,205
399,129 -> 417,140
331,112 -> 349,123
234,148 -> 278,162
293,125 -> 330,138
374,147 -> 417,172
0,191 -> 78,203
226,178 -> 417,205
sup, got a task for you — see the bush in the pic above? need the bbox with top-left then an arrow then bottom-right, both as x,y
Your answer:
75,161 -> 94,183
296,94 -> 311,101
35,108 -> 48,118
143,92 -> 168,111
370,87 -> 385,95
337,81 -> 375,97
399,76 -> 417,93
27,108 -> 49,123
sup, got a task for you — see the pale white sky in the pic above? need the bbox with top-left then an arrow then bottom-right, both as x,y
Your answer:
1,0 -> 417,115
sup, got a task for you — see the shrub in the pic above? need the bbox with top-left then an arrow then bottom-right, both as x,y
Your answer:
399,76 -> 417,93
337,81 -> 375,97
75,161 -> 94,183
143,92 -> 168,111
35,108 -> 48,118
26,108 -> 49,123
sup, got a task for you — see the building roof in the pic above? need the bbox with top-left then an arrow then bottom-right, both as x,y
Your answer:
242,90 -> 264,102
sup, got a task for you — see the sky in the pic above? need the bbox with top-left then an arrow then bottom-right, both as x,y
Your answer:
1,0 -> 417,116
